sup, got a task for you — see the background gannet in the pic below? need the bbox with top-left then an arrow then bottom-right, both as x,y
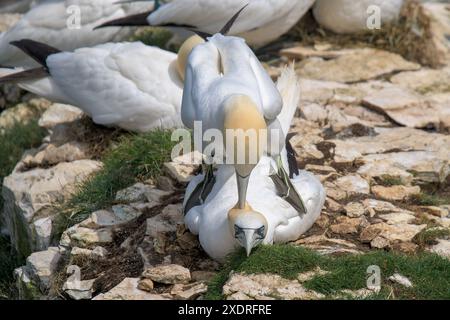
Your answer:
0,0 -> 151,67
313,0 -> 404,34
0,40 -> 186,132
98,0 -> 316,47
183,66 -> 326,261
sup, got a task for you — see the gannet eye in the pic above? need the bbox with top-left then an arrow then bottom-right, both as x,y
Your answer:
255,226 -> 265,240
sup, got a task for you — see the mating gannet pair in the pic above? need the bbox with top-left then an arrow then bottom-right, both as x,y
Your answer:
313,0 -> 404,34
98,0 -> 316,47
181,32 -> 325,260
0,0 -> 152,67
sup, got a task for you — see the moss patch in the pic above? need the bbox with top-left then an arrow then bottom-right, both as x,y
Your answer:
206,244 -> 450,300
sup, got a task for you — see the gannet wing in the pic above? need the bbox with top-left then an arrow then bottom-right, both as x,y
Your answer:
148,0 -> 298,36
0,0 -> 149,66
46,42 -> 182,131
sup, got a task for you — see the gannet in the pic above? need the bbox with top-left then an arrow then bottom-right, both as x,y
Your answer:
313,0 -> 404,34
97,0 -> 316,47
183,66 -> 326,261
0,39 -> 189,132
0,0 -> 152,67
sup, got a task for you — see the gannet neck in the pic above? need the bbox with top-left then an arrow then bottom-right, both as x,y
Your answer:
177,35 -> 205,81
223,95 -> 267,164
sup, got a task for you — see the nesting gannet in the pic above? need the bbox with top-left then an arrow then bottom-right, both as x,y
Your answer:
0,0 -> 152,67
97,0 -> 316,47
313,0 -> 404,34
183,66 -> 326,261
0,39 -> 187,132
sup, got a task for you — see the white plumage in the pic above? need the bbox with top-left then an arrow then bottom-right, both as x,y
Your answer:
0,0 -> 152,67
313,0 -> 404,34
0,42 -> 184,132
183,67 -> 326,261
181,33 -> 283,134
0,0 -> 38,13
106,0 -> 316,47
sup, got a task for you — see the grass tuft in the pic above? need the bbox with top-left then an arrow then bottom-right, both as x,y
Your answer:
61,130 -> 176,228
0,119 -> 46,299
206,244 -> 450,300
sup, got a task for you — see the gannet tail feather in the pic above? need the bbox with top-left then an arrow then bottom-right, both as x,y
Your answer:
10,39 -> 61,69
275,64 -> 301,136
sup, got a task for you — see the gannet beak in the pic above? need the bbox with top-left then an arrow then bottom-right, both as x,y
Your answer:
243,229 -> 256,256
236,172 -> 250,209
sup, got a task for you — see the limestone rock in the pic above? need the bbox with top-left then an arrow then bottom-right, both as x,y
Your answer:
115,183 -> 154,203
66,227 -> 113,248
171,282 -> 208,300
330,216 -> 365,235
63,277 -> 95,300
142,264 -> 191,285
22,141 -> 90,167
428,240 -> 450,259
164,151 -> 203,184
2,160 -> 102,255
223,273 -> 324,300
14,266 -> 42,300
334,175 -> 370,195
372,185 -> 421,202
0,98 -> 50,133
26,247 -> 61,292
146,204 -> 184,238
297,49 -> 420,83
93,278 -> 169,300
360,223 -> 426,244
388,274 -> 413,288
137,278 -> 154,292
331,127 -> 450,184
344,202 -> 366,218
378,212 -> 417,225
362,86 -> 447,129
390,68 -> 450,96
38,104 -> 84,129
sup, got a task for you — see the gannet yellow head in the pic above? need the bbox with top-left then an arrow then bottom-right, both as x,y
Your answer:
223,95 -> 267,209
177,35 -> 205,81
228,204 -> 268,256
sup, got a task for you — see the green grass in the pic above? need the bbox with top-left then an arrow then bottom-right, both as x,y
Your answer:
130,27 -> 175,51
205,245 -> 450,300
0,119 -> 46,299
0,120 -> 47,208
414,228 -> 450,248
376,175 -> 404,187
410,192 -> 450,206
62,130 -> 176,227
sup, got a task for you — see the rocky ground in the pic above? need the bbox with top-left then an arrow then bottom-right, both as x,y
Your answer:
0,1 -> 449,300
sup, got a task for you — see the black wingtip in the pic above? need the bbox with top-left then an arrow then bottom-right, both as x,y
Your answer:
286,132 -> 299,179
10,39 -> 61,68
219,3 -> 249,35
94,10 -> 153,29
0,67 -> 48,84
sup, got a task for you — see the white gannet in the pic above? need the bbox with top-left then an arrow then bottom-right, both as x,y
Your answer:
97,0 -> 316,48
0,0 -> 152,67
313,0 -> 404,34
0,39 -> 187,132
183,66 -> 326,261
181,32 -> 298,214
